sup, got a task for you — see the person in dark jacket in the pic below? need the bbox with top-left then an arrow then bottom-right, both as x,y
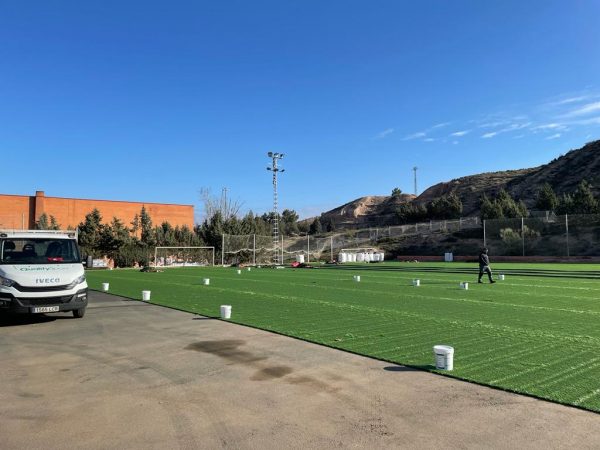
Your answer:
478,248 -> 496,284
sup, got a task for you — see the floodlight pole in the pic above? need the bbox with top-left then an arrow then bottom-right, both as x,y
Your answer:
413,166 -> 418,196
267,152 -> 285,265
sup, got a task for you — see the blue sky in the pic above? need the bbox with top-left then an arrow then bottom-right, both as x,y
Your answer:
1,1 -> 600,222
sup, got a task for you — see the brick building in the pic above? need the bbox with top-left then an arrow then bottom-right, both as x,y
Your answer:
0,191 -> 194,230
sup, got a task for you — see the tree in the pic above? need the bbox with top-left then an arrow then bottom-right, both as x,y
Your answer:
140,206 -> 155,246
281,209 -> 300,235
391,187 -> 403,197
199,187 -> 243,221
49,215 -> 60,230
426,193 -> 462,220
309,217 -> 322,235
556,193 -> 574,215
35,213 -> 50,230
78,209 -> 103,256
98,217 -> 131,265
480,190 -> 527,220
535,183 -> 558,212
325,217 -> 336,232
480,195 -> 503,220
571,180 -> 599,214
130,214 -> 140,237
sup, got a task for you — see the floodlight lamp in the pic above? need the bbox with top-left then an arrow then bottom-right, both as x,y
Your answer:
267,167 -> 272,170
268,152 -> 273,157
280,169 -> 285,173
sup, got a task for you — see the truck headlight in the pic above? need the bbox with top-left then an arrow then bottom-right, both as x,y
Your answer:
66,274 -> 86,289
0,276 -> 15,287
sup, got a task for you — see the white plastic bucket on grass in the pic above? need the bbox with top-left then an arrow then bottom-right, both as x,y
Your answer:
460,282 -> 469,290
498,274 -> 505,281
353,275 -> 361,282
142,290 -> 151,301
202,278 -> 210,286
433,345 -> 454,370
247,267 -> 251,271
412,279 -> 420,287
298,254 -> 305,264
237,269 -> 242,275
220,305 -> 232,319
102,282 -> 109,292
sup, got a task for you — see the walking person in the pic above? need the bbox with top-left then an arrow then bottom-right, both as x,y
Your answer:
478,248 -> 496,284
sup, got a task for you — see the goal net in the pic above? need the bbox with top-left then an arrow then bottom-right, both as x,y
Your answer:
222,234 -> 281,266
153,246 -> 215,268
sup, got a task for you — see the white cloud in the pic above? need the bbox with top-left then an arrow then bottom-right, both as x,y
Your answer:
546,133 -> 561,140
423,138 -> 436,142
374,128 -> 395,139
452,140 -> 459,145
563,101 -> 600,117
432,122 -> 451,129
553,96 -> 590,105
531,123 -> 567,131
482,132 -> 497,138
450,130 -> 470,137
402,131 -> 427,140
500,122 -> 532,132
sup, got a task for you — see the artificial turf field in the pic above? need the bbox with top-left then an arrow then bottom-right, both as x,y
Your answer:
87,262 -> 600,413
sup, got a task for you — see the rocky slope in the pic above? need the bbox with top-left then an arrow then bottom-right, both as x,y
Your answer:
314,140 -> 600,227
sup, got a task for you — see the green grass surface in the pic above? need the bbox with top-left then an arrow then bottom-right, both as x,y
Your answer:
87,262 -> 600,412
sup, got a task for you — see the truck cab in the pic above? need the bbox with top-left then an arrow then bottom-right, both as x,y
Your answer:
0,230 -> 88,318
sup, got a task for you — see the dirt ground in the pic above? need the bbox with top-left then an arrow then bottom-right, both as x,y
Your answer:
2,292 -> 600,449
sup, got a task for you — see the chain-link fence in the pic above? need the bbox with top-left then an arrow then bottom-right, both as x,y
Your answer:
484,213 -> 600,257
222,216 -> 482,264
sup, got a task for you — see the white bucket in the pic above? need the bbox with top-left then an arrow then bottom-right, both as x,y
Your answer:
499,274 -> 505,281
102,282 -> 109,292
220,305 -> 232,319
237,269 -> 242,275
202,278 -> 210,286
412,279 -> 420,287
433,345 -> 454,370
247,267 -> 251,271
142,290 -> 151,301
460,282 -> 469,290
353,275 -> 361,282
297,254 -> 305,264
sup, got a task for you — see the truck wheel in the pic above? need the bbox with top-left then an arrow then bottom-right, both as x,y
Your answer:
73,308 -> 86,318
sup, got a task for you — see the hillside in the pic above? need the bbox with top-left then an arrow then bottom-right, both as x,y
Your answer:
314,140 -> 600,227
316,193 -> 415,228
418,140 -> 600,216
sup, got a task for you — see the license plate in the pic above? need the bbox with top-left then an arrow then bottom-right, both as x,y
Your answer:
32,306 -> 60,313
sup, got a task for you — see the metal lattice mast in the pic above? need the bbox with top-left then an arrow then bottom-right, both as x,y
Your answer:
267,152 -> 285,265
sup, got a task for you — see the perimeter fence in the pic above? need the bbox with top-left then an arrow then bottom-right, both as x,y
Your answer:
484,213 -> 600,257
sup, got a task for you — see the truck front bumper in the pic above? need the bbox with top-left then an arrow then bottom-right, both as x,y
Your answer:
0,289 -> 88,314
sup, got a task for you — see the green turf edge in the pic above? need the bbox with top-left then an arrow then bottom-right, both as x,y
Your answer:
91,288 -> 600,416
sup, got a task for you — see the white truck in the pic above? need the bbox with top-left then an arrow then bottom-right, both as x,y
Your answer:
0,230 -> 88,318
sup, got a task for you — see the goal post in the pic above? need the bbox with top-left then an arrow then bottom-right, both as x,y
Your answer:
153,246 -> 215,268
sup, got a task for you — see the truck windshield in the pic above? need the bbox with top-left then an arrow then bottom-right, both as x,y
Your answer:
0,239 -> 81,264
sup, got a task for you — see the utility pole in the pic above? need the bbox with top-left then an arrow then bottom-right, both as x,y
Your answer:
267,152 -> 285,265
413,166 -> 418,196
221,187 -> 228,218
